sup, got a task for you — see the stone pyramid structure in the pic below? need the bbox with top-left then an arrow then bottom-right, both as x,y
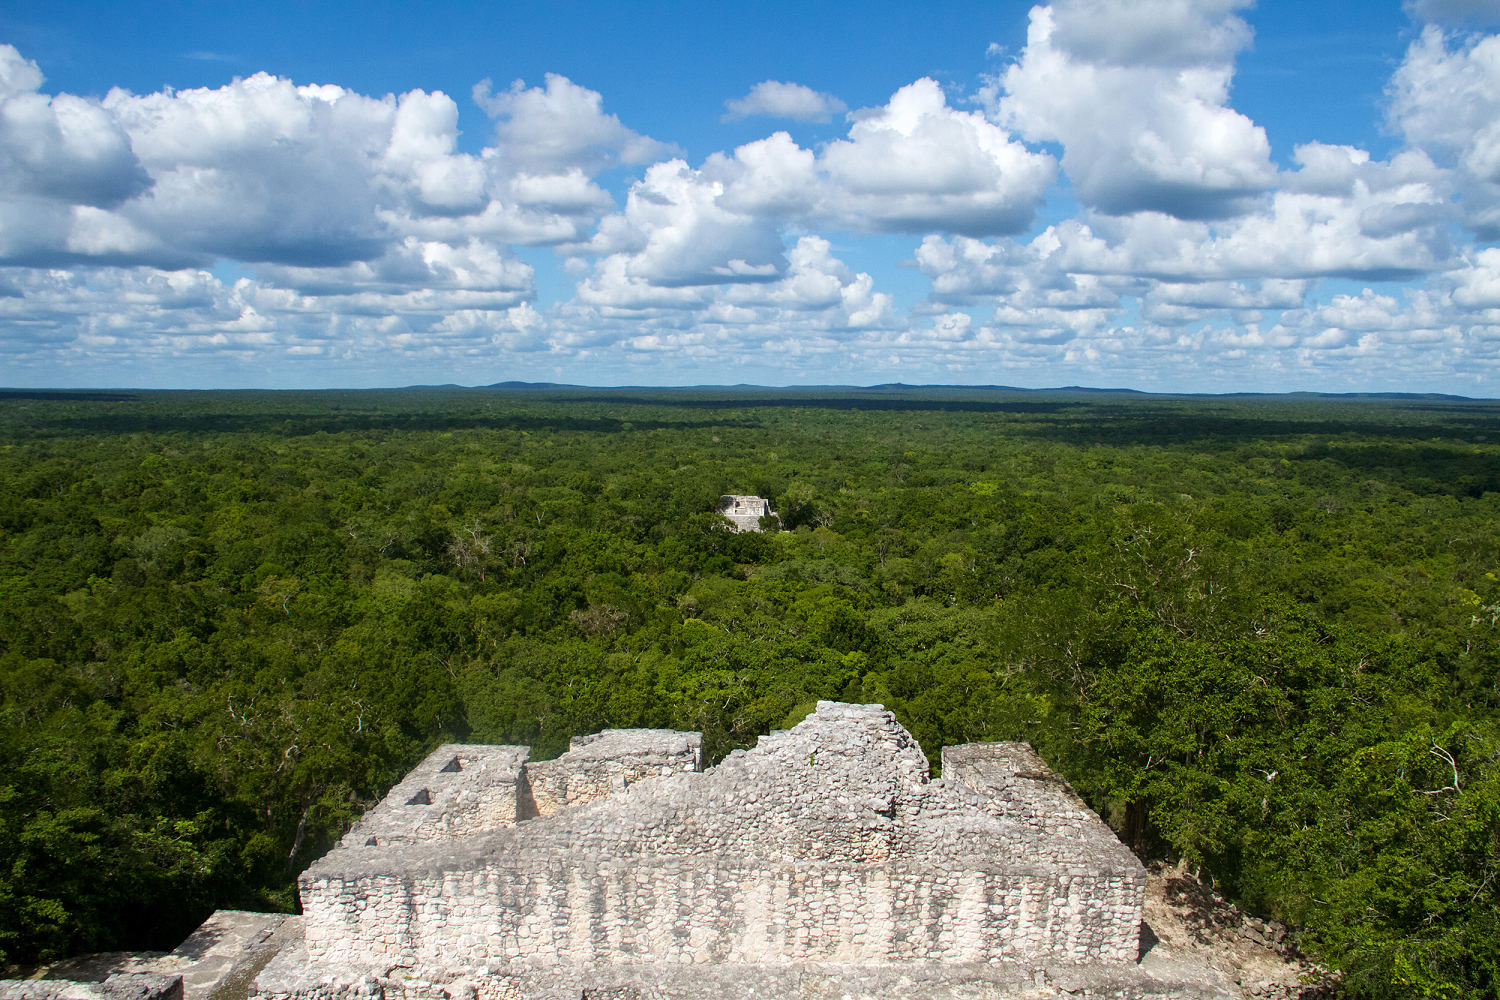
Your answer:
250,703 -> 1176,1000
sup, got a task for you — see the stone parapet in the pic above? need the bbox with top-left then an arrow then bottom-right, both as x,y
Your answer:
526,729 -> 702,819
338,745 -> 530,849
934,741 -> 1126,848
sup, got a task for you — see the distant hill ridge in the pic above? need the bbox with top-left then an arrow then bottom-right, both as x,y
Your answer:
444,382 -> 1487,402
0,384 -> 1491,402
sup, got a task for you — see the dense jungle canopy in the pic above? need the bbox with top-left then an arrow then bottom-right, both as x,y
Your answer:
0,386 -> 1496,998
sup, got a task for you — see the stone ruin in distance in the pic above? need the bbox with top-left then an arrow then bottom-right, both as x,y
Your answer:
716,495 -> 775,532
246,701 -> 1159,1000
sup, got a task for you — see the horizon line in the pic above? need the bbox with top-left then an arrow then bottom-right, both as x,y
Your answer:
1,382 -> 1497,403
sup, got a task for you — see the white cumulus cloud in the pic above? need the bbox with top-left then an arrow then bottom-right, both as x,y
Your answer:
4,10 -> 1500,394
707,80 -> 1056,239
570,77 -> 1057,311
0,52 -> 670,271
475,73 -> 675,175
820,78 -> 1056,235
723,80 -> 848,122
996,0 -> 1275,219
1389,25 -> 1500,238
590,159 -> 787,289
1406,0 -> 1500,28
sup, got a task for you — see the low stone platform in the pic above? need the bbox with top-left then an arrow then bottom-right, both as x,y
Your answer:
252,952 -> 1238,1000
157,911 -> 302,1000
0,912 -> 301,1000
299,704 -> 1144,974
0,975 -> 183,1000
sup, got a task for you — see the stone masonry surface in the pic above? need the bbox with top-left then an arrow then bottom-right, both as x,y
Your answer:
253,703 -> 1158,999
0,975 -> 183,1000
716,495 -> 773,532
526,729 -> 702,819
339,746 -> 531,849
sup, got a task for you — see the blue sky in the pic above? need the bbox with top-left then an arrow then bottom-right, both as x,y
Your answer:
3,0 -> 1500,392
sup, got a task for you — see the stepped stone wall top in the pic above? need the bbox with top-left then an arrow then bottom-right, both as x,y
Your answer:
338,744 -> 529,849
293,703 -> 1145,981
251,701 -> 1159,998
939,742 -> 1102,840
526,728 -> 703,819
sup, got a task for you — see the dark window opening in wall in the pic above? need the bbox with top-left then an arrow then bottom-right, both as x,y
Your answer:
441,756 -> 463,773
406,788 -> 432,805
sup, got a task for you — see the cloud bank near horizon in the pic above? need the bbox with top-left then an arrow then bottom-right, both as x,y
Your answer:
2,2 -> 1500,393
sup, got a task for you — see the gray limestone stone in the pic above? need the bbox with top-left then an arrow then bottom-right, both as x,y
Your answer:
0,975 -> 183,1000
338,746 -> 530,849
253,702 -> 1165,1000
526,729 -> 702,819
716,496 -> 774,532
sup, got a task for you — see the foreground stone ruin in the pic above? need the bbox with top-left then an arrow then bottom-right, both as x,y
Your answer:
0,975 -> 183,1000
228,701 -> 1251,999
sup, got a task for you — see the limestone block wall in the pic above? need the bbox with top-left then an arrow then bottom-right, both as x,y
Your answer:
526,729 -> 702,819
0,976 -> 183,1000
250,944 -> 381,1000
487,703 -> 934,867
339,745 -> 530,849
301,857 -> 1141,971
301,704 -> 1145,973
940,743 -> 1097,839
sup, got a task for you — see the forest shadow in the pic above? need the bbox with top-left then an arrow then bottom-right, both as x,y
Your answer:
1292,441 -> 1500,497
8,390 -> 1500,456
0,390 -> 142,402
1009,407 -> 1500,448
568,394 -> 1085,414
1,409 -> 760,439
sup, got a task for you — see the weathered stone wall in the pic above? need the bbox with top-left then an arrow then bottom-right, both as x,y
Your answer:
301,858 -> 1140,970
300,704 -> 1145,973
940,742 -> 1098,838
250,944 -> 380,1000
526,729 -> 702,819
339,745 -> 530,849
0,975 -> 183,1000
